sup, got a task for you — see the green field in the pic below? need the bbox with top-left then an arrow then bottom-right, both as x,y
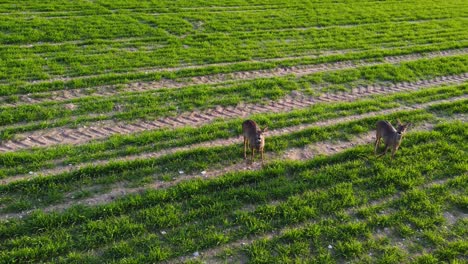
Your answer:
0,0 -> 467,263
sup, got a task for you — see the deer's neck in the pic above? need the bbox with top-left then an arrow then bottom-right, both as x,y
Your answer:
394,132 -> 403,143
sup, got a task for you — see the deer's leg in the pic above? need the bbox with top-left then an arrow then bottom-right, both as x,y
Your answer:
261,149 -> 264,165
251,148 -> 255,163
243,137 -> 247,159
391,145 -> 399,159
374,136 -> 381,155
378,144 -> 389,158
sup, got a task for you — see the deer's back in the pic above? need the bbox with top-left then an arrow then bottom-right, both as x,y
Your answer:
242,120 -> 259,137
376,121 -> 396,136
376,120 -> 401,145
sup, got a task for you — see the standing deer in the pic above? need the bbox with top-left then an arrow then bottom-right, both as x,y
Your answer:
374,119 -> 411,159
242,120 -> 268,163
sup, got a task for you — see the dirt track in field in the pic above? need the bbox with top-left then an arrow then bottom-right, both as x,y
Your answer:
3,94 -> 467,186
2,48 -> 466,107
0,73 -> 466,153
1,107 -> 465,220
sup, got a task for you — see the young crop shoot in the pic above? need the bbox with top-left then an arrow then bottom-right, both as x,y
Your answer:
0,0 -> 466,263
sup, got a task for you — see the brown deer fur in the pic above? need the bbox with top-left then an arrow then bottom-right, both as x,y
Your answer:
374,119 -> 411,159
242,120 -> 268,163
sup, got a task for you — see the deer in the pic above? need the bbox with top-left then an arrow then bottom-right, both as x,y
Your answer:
242,120 -> 268,164
374,119 -> 411,159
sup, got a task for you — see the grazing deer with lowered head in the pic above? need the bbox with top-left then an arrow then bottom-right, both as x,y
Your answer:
374,119 -> 411,159
242,120 -> 268,163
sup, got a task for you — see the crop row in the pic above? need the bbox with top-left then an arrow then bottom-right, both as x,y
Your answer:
0,0 -> 289,14
1,6 -> 467,82
236,174 -> 467,263
0,94 -> 466,215
0,83 -> 465,178
1,0 -> 463,17
2,48 -> 467,106
2,1 -> 466,40
2,1 -> 466,37
0,1 -> 466,263
5,18 -> 461,67
2,19 -> 467,84
0,121 -> 465,263
2,43 -> 467,100
0,55 -> 467,140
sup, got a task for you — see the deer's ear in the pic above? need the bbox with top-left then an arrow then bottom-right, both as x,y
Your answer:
397,118 -> 402,125
263,127 -> 268,132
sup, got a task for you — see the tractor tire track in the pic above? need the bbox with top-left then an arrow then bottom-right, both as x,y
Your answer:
1,48 -> 467,107
0,108 -> 465,221
16,45 -> 464,88
4,99 -> 465,187
0,73 -> 466,153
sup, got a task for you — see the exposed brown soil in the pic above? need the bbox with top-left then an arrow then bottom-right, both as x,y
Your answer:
0,73 -> 466,153
2,48 -> 466,107
3,95 -> 466,186
1,113 -> 465,221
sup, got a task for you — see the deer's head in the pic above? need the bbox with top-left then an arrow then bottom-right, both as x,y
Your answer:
396,119 -> 411,136
255,127 -> 268,146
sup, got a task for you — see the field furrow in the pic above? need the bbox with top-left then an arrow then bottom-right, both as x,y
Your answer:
2,48 -> 467,107
0,119 -> 448,221
2,120 -> 464,263
3,94 -> 466,184
1,2 -> 467,263
0,96 -> 465,221
1,74 -> 466,152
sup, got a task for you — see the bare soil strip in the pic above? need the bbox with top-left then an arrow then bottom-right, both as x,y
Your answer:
2,91 -> 467,185
173,123 -> 468,264
1,79 -> 468,184
0,132 -> 385,220
1,109 -> 464,220
2,48 -> 466,108
0,73 -> 466,152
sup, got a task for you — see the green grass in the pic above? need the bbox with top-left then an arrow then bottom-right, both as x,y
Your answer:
0,121 -> 466,263
1,0 -> 467,87
1,94 -> 466,214
0,55 -> 467,140
0,84 -> 465,178
0,1 -> 467,263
